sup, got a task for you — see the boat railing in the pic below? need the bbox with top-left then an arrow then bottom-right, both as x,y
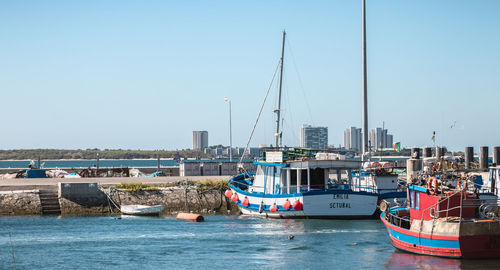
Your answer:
386,208 -> 411,229
416,189 -> 500,239
474,183 -> 497,194
351,185 -> 379,194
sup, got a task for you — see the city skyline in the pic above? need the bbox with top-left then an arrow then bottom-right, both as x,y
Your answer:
1,1 -> 498,151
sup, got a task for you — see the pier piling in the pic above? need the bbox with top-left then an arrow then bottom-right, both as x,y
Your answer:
465,147 -> 474,169
494,146 -> 500,166
435,147 -> 444,159
480,146 -> 489,170
423,147 -> 432,158
411,148 -> 421,159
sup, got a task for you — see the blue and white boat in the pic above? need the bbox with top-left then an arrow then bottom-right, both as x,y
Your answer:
227,150 -> 380,218
224,30 -> 403,218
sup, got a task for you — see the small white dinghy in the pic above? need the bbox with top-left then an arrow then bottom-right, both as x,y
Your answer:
120,205 -> 165,216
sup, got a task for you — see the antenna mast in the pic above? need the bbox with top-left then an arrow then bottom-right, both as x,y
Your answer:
275,30 -> 286,148
361,0 -> 369,158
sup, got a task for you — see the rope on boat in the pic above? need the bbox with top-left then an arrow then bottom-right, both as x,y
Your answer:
237,61 -> 281,177
99,186 -> 122,213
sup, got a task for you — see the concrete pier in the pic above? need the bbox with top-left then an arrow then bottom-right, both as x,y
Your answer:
0,176 -> 235,216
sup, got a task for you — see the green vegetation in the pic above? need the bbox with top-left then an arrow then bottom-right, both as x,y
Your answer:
114,182 -> 159,192
0,149 -> 210,160
195,179 -> 229,192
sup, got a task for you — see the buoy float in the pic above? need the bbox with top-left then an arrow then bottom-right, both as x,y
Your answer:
231,193 -> 239,202
427,176 -> 438,195
270,204 -> 277,213
176,213 -> 204,222
370,161 -> 381,169
293,200 -> 302,211
283,200 -> 291,210
225,189 -> 233,198
242,197 -> 249,207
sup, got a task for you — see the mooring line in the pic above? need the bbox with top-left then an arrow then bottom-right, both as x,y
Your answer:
9,232 -> 16,270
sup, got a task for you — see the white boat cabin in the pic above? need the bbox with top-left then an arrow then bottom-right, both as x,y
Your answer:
248,151 -> 363,195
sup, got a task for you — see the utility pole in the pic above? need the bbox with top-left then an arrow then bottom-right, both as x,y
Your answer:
224,97 -> 232,162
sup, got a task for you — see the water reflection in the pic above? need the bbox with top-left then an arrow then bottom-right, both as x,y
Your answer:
385,248 -> 500,269
385,250 -> 461,269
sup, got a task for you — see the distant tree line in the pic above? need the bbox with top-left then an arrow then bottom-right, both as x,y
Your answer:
0,149 -> 211,160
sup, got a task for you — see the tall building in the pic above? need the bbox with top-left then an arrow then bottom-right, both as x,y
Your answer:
192,131 -> 208,150
369,128 -> 393,151
344,127 -> 362,152
300,125 -> 328,149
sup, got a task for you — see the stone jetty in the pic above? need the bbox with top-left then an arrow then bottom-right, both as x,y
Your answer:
0,176 -> 239,216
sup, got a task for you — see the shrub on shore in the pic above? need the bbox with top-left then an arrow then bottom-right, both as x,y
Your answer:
196,179 -> 229,192
114,182 -> 158,192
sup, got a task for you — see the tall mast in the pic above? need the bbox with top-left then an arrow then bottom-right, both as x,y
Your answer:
361,0 -> 369,158
275,30 -> 286,148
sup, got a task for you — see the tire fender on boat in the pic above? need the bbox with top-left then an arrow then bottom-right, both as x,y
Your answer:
259,201 -> 264,213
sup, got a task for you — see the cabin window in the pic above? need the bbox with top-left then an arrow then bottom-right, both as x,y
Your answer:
290,170 -> 308,187
415,192 -> 420,210
309,168 -> 325,189
274,167 -> 282,194
410,190 -> 415,209
288,169 -> 324,190
290,170 -> 297,186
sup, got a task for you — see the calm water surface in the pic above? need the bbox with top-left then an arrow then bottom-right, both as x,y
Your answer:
0,216 -> 498,269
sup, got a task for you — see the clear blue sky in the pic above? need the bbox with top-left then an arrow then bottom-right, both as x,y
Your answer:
1,1 -> 498,151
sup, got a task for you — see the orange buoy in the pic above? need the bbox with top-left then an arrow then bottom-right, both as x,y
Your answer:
231,193 -> 239,202
283,200 -> 291,210
225,189 -> 233,198
427,177 -> 438,195
270,204 -> 277,213
242,197 -> 249,207
382,162 -> 393,173
371,161 -> 381,169
176,213 -> 204,222
293,200 -> 302,211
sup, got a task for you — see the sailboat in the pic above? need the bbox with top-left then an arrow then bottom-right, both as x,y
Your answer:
225,31 -> 380,218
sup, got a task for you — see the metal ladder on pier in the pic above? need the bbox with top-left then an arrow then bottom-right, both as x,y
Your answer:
39,190 -> 61,215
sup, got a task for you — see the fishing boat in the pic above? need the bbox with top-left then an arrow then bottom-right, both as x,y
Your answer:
228,149 -> 380,218
380,175 -> 500,259
354,161 -> 407,202
223,28 -> 386,218
120,204 -> 164,216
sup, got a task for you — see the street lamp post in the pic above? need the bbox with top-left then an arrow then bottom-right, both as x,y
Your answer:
224,97 -> 232,162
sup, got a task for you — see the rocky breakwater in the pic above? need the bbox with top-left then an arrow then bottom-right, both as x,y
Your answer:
0,180 -> 239,216
0,190 -> 42,215
60,180 -> 239,216
111,186 -> 237,215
